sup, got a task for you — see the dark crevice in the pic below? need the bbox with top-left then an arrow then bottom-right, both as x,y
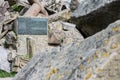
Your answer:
69,0 -> 120,38
45,5 -> 67,15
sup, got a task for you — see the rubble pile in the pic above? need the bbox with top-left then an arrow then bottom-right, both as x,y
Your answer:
0,0 -> 19,73
0,0 -> 82,75
13,20 -> 120,80
0,0 -> 120,80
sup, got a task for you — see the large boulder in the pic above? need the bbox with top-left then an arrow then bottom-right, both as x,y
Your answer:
13,20 -> 120,80
70,0 -> 120,37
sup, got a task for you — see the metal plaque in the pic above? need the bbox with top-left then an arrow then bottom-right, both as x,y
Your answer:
17,17 -> 48,35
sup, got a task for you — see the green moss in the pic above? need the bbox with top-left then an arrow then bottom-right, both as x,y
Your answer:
12,4 -> 24,12
18,54 -> 31,60
0,70 -> 17,78
48,25 -> 51,33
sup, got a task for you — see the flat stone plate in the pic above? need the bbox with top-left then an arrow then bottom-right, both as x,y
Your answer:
17,17 -> 48,35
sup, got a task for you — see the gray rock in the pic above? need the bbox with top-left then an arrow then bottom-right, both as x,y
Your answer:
72,0 -> 114,17
48,21 -> 64,45
0,0 -> 4,6
70,0 -> 120,37
70,0 -> 80,11
13,20 -> 120,80
5,31 -> 17,45
0,46 -> 10,72
48,30 -> 65,45
0,78 -> 13,80
48,21 -> 84,45
61,21 -> 76,31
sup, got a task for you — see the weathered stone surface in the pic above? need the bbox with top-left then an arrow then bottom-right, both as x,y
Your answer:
26,37 -> 35,58
48,21 -> 83,45
17,35 -> 49,55
7,50 -> 16,63
61,21 -> 84,46
13,20 -> 120,80
11,56 -> 29,72
70,0 -> 80,11
88,52 -> 120,80
23,3 -> 42,17
61,21 -> 76,31
72,0 -> 115,17
0,77 -> 13,80
5,31 -> 17,45
0,0 -> 4,6
48,9 -> 71,23
48,21 -> 64,45
70,0 -> 120,37
17,21 -> 83,56
48,30 -> 64,45
0,0 -> 10,24
0,46 -> 10,72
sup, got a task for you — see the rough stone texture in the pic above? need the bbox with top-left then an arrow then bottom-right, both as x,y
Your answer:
48,21 -> 83,45
17,35 -> 49,55
88,51 -> 120,80
48,9 -> 71,23
17,22 -> 83,54
48,21 -> 64,45
72,0 -> 115,17
70,0 -> 80,11
0,46 -> 10,72
0,0 -> 4,6
0,1 -> 10,24
0,78 -> 13,80
70,0 -> 120,37
62,21 -> 84,46
13,20 -> 120,80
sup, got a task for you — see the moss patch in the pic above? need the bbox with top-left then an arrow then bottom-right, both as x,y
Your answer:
0,70 -> 17,78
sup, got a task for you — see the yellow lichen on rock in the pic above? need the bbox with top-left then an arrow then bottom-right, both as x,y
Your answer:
101,52 -> 110,58
87,57 -> 92,64
79,64 -> 83,70
111,42 -> 119,49
84,72 -> 92,80
112,27 -> 119,32
93,53 -> 98,59
46,68 -> 59,80
57,74 -> 62,79
103,39 -> 109,46
95,68 -> 103,73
